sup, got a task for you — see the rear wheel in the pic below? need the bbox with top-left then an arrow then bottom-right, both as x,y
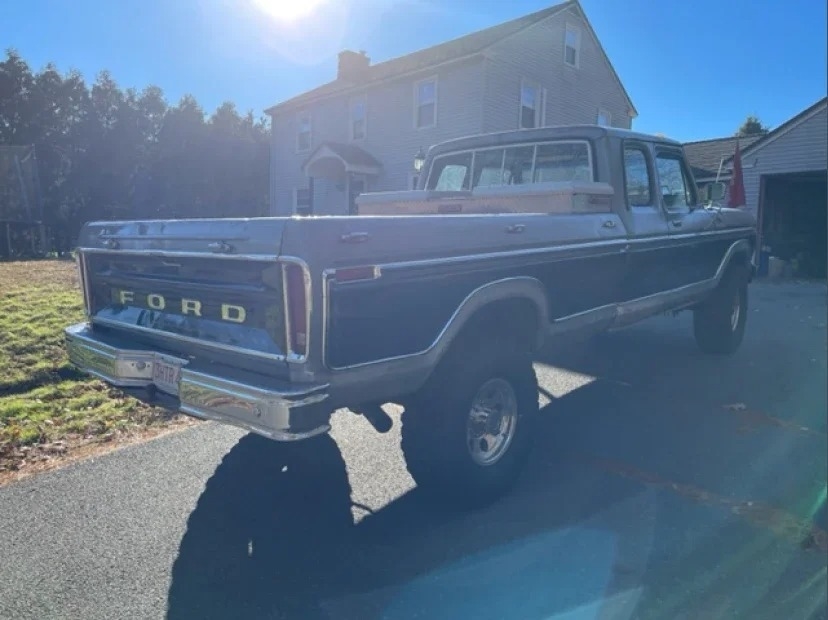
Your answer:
693,265 -> 749,355
401,335 -> 538,508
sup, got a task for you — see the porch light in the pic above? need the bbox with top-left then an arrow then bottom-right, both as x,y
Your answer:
413,147 -> 426,173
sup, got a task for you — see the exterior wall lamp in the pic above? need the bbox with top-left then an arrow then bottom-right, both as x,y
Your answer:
413,147 -> 426,173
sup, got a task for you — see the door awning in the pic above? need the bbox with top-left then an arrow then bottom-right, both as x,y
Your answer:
302,142 -> 382,177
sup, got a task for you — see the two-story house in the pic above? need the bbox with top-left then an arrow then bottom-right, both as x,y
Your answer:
265,0 -> 637,216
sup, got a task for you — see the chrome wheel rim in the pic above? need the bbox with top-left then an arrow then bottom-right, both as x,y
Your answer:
730,294 -> 741,331
467,378 -> 518,467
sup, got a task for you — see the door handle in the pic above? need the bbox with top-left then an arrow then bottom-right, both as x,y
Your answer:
506,224 -> 526,234
340,231 -> 370,244
671,220 -> 683,228
208,241 -> 234,253
602,220 -> 616,229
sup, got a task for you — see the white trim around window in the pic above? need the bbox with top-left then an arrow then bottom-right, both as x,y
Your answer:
413,76 -> 438,129
564,23 -> 581,68
597,107 -> 611,127
350,96 -> 366,141
296,112 -> 312,153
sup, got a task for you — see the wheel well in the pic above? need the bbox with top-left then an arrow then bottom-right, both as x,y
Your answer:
725,250 -> 753,282
448,297 -> 542,356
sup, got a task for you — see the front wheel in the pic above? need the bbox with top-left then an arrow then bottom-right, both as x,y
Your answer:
401,339 -> 538,508
693,266 -> 749,355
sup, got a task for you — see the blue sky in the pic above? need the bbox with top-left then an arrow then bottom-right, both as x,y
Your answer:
1,0 -> 825,142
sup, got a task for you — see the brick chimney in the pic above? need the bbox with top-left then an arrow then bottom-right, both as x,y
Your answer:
337,50 -> 370,82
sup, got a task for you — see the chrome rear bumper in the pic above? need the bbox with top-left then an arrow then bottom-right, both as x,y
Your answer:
64,323 -> 331,441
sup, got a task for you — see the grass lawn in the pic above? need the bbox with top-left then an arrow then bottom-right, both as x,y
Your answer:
0,260 -> 191,477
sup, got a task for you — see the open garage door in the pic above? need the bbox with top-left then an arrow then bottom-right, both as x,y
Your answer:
759,170 -> 827,279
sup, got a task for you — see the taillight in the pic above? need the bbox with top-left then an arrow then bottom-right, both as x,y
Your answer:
76,251 -> 91,316
283,263 -> 308,359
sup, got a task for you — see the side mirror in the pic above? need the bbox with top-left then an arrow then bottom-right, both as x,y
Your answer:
707,181 -> 726,202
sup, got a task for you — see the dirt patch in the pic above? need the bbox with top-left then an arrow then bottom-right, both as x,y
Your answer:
0,416 -> 199,487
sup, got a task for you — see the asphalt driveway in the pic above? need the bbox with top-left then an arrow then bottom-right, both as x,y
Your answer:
1,281 -> 825,620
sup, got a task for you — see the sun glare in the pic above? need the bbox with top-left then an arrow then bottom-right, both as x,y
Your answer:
252,0 -> 328,22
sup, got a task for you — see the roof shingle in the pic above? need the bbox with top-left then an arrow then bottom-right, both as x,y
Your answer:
683,135 -> 763,180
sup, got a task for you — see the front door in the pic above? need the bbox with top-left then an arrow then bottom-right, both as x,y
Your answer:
654,147 -> 718,286
620,141 -> 672,300
348,176 -> 365,215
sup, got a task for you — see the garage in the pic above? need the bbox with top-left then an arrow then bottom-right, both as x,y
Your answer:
759,169 -> 827,279
741,97 -> 828,280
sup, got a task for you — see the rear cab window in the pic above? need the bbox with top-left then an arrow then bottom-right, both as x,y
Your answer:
426,139 -> 594,191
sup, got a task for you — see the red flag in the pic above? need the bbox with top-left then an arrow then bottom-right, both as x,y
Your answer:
728,140 -> 746,207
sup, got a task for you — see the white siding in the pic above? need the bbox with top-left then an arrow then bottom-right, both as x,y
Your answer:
270,96 -> 349,215
743,104 -> 828,215
269,58 -> 485,215
482,6 -> 633,133
358,58 -> 485,195
267,6 -> 636,215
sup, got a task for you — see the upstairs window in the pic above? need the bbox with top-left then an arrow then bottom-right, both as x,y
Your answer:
520,80 -> 543,129
351,99 -> 366,140
296,113 -> 311,152
597,108 -> 611,127
564,24 -> 581,67
415,78 -> 437,129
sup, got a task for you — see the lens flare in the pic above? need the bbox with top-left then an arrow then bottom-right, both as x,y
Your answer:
252,0 -> 328,22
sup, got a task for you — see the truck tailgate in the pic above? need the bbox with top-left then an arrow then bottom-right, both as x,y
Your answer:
76,218 -> 293,375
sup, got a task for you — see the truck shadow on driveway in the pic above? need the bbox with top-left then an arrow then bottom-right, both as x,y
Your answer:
166,319 -> 826,620
165,429 -> 648,620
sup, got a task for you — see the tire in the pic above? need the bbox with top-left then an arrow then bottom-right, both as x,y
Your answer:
693,264 -> 749,355
401,332 -> 539,508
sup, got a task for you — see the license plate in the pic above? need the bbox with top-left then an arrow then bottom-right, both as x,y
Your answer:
152,358 -> 181,395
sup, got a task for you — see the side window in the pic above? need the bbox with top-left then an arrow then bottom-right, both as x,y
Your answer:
520,80 -> 540,129
294,188 -> 312,215
296,113 -> 311,152
503,146 -> 534,185
534,142 -> 592,182
472,149 -> 505,188
623,146 -> 652,207
427,152 -> 472,190
350,99 -> 366,140
415,78 -> 437,129
564,24 -> 581,67
655,152 -> 697,209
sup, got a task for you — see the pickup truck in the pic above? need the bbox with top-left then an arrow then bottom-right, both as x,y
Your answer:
65,125 -> 757,506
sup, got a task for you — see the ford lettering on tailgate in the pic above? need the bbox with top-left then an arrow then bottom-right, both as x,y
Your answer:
84,254 -> 287,357
112,289 -> 248,324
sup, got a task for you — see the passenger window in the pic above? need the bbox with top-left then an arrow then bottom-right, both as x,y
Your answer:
656,152 -> 697,209
428,152 -> 472,190
472,149 -> 505,188
624,146 -> 652,206
534,142 -> 592,182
